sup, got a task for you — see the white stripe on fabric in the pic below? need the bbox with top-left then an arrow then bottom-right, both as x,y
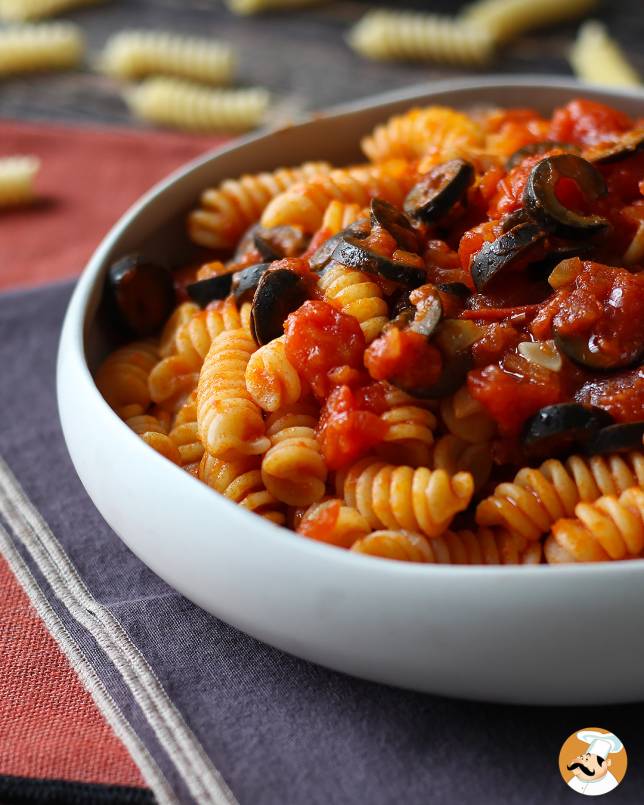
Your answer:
0,457 -> 238,805
0,523 -> 177,805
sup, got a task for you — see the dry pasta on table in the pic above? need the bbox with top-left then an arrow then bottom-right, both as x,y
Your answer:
96,96 -> 644,566
0,22 -> 84,75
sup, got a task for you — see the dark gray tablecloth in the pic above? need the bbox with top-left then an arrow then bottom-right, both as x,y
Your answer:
1,279 -> 642,805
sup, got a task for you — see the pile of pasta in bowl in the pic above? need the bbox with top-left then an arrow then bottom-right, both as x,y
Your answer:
96,98 -> 644,567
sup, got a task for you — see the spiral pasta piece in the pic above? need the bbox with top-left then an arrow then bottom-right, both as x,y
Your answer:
317,262 -> 389,343
569,21 -> 640,88
431,434 -> 493,494
362,106 -> 484,164
197,328 -> 269,461
460,0 -> 597,44
349,11 -> 494,66
168,391 -> 203,465
260,160 -> 416,233
125,413 -> 181,465
0,22 -> 84,75
477,452 -> 644,542
159,301 -> 199,358
440,387 -> 496,444
245,336 -> 302,413
378,405 -> 437,467
225,0 -> 320,13
261,405 -> 327,507
95,340 -> 159,417
546,487 -> 644,563
297,499 -> 371,548
320,200 -> 365,236
0,0 -> 100,20
341,459 -> 474,538
124,78 -> 269,133
351,527 -> 542,564
100,30 -> 234,84
188,161 -> 331,251
0,156 -> 40,208
199,453 -> 285,525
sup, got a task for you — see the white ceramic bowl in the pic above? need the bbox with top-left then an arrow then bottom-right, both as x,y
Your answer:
58,78 -> 644,705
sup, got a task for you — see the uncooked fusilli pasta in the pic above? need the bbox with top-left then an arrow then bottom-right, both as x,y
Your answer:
0,156 -> 40,208
100,30 -> 234,85
124,78 -> 269,133
569,21 -> 640,88
349,10 -> 495,65
546,487 -> 644,563
0,22 -> 84,75
188,162 -> 331,251
225,0 -> 321,14
0,0 -> 100,21
460,0 -> 597,44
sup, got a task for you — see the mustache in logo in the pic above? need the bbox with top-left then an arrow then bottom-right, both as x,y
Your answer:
567,762 -> 595,776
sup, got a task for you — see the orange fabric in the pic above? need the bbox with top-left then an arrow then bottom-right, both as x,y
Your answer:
0,120 -> 226,291
0,553 -> 145,787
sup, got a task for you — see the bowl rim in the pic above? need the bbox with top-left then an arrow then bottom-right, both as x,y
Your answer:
61,74 -> 644,581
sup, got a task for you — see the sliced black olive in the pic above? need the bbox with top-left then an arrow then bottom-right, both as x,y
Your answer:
522,403 -> 615,460
585,130 -> 644,164
501,208 -> 532,233
107,254 -> 174,337
254,225 -> 309,260
370,197 -> 417,251
309,219 -> 370,272
231,262 -> 271,303
409,286 -> 443,339
523,154 -> 609,238
251,268 -> 310,345
332,236 -> 426,287
436,282 -> 471,300
554,329 -> 644,372
406,351 -> 473,399
403,159 -> 474,223
506,140 -> 578,170
470,222 -> 546,292
186,274 -> 233,307
585,422 -> 644,455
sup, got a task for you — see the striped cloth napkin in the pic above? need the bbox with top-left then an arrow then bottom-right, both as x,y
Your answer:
1,121 -> 643,805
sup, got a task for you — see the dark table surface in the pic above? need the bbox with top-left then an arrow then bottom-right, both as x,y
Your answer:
1,0 -> 642,129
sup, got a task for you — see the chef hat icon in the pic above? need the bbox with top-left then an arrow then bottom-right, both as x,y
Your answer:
577,730 -> 623,760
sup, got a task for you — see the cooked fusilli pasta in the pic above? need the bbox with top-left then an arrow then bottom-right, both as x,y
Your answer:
100,30 -> 234,85
320,200 -> 365,236
477,452 -> 644,542
460,0 -> 597,44
245,336 -> 302,413
124,78 -> 269,133
440,387 -> 496,444
569,21 -> 640,88
261,404 -> 327,507
125,413 -> 181,465
0,156 -> 40,208
188,162 -> 331,251
431,434 -> 492,494
95,340 -> 159,418
351,527 -> 542,564
340,459 -> 474,538
159,301 -> 200,358
168,391 -> 203,465
546,487 -> 644,563
197,328 -> 269,460
0,22 -> 84,75
260,161 -> 415,232
348,10 -> 495,65
317,262 -> 389,344
361,106 -> 484,164
378,405 -> 437,468
0,0 -> 100,21
297,498 -> 371,548
200,453 -> 285,524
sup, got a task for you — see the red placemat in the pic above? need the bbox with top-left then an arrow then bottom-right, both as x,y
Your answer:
0,120 -> 224,292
